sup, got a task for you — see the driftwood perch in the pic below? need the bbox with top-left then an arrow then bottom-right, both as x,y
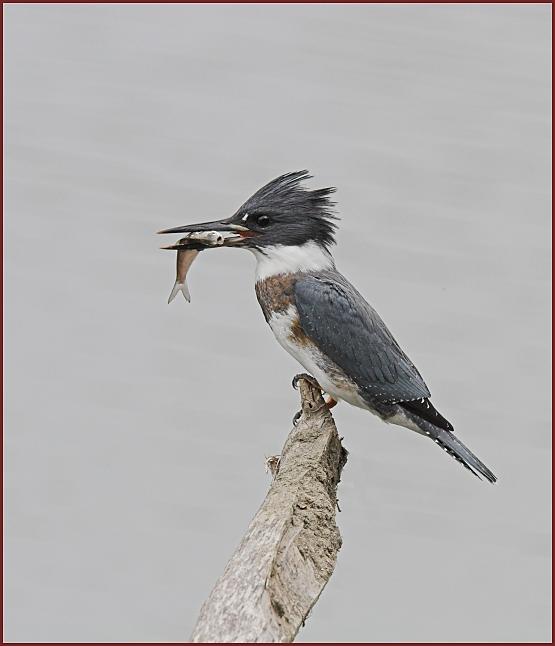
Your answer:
191,375 -> 348,643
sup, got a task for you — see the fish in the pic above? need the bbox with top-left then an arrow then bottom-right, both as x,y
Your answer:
168,246 -> 201,303
161,230 -> 240,304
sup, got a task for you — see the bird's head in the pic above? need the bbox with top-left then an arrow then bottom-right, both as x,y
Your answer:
158,170 -> 338,252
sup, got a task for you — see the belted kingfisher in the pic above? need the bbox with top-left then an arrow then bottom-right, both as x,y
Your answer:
159,171 -> 497,482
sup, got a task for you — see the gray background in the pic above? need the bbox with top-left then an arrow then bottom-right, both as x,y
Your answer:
4,4 -> 551,642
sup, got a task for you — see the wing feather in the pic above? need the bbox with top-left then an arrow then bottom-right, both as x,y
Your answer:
294,274 -> 430,405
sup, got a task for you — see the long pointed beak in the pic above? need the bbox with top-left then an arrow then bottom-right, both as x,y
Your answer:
157,219 -> 249,235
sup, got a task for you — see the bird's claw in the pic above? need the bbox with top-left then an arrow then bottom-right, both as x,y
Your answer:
292,373 -> 322,391
292,410 -> 302,426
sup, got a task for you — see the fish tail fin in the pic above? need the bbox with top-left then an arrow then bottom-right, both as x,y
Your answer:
168,281 -> 191,304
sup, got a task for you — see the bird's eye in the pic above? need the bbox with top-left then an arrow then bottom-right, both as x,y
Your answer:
256,215 -> 271,228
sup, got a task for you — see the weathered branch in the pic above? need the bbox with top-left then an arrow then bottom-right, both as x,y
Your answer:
191,376 -> 348,643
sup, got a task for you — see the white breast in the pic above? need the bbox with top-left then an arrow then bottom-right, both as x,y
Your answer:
251,242 -> 334,282
267,306 -> 369,409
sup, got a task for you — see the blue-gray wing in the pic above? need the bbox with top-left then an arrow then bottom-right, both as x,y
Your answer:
294,274 -> 430,404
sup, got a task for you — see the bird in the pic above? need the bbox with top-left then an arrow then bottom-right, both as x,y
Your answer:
159,170 -> 497,483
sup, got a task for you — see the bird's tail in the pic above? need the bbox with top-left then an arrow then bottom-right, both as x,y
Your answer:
401,409 -> 497,483
433,426 -> 497,483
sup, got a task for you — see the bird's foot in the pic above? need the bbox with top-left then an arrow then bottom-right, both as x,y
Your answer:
292,373 -> 322,391
324,394 -> 338,409
292,375 -> 338,425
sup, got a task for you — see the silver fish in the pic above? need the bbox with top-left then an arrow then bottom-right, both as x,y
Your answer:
168,247 -> 200,303
162,230 -> 237,304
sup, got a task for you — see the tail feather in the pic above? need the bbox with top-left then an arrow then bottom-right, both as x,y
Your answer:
400,408 -> 497,483
433,427 -> 497,483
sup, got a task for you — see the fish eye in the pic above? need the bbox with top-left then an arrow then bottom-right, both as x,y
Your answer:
256,214 -> 271,228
